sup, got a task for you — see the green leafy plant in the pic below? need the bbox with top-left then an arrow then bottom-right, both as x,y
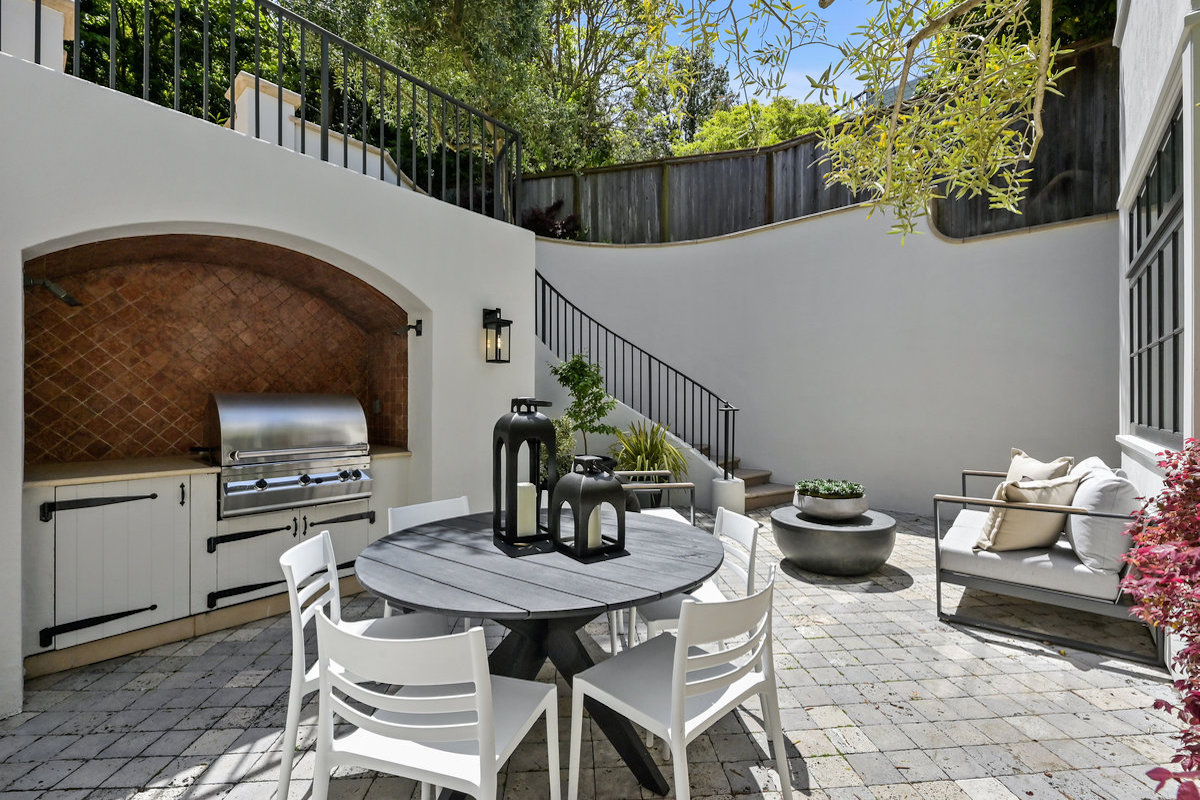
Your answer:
548,354 -> 618,453
795,479 -> 865,499
611,421 -> 688,477
540,415 -> 578,484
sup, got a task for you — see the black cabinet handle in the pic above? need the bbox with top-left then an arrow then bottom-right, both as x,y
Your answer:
40,604 -> 158,648
207,524 -> 291,554
309,510 -> 376,527
179,482 -> 186,506
40,493 -> 158,523
207,579 -> 284,609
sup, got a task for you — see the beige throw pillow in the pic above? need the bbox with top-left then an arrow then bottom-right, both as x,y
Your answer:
976,473 -> 1082,551
1006,448 -> 1073,483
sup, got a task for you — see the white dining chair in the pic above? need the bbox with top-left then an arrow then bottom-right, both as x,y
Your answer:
276,531 -> 447,800
387,496 -> 472,627
387,496 -> 470,536
567,568 -> 792,800
627,506 -> 759,646
312,609 -> 561,800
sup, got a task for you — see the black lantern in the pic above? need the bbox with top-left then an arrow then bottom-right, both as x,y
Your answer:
493,397 -> 558,552
483,308 -> 512,363
550,455 -> 626,560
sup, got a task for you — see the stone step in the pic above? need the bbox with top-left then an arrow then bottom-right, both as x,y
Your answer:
734,468 -> 772,488
744,482 -> 794,511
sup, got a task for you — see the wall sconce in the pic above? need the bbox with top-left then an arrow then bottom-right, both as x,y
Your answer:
483,308 -> 512,363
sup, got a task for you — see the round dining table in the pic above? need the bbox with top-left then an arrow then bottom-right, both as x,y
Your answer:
355,509 -> 724,797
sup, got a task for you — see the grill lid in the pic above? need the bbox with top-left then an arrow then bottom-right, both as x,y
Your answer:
205,393 -> 369,467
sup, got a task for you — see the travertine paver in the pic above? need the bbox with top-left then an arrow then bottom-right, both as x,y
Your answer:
0,507 -> 1181,799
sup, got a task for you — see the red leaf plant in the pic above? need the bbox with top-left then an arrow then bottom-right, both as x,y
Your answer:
1124,438 -> 1200,798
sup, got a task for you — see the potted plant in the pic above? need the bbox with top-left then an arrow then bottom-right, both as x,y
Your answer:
611,420 -> 688,507
794,478 -> 868,521
549,354 -> 618,454
1123,438 -> 1200,800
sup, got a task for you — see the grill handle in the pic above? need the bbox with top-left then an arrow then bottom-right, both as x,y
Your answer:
229,443 -> 369,461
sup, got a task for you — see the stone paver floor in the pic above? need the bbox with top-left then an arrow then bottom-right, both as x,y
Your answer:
0,505 -> 1180,799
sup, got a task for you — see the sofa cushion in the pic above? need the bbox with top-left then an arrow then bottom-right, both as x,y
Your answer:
1069,456 -> 1128,480
942,510 -> 1122,601
1065,470 -> 1140,573
1006,448 -> 1073,482
977,474 -> 1082,552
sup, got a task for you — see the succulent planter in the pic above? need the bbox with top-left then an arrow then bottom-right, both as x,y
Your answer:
793,491 -> 869,521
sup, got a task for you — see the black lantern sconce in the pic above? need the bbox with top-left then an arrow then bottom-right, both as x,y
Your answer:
493,397 -> 558,553
483,308 -> 512,363
550,456 -> 626,561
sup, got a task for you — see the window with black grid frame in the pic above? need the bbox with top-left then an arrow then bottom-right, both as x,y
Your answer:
1128,103 -> 1184,447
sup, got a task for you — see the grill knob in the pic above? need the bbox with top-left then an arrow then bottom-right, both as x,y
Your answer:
338,470 -> 351,482
299,474 -> 312,486
350,469 -> 362,480
254,478 -> 268,491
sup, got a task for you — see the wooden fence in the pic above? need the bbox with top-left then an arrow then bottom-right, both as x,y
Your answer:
520,42 -> 1117,243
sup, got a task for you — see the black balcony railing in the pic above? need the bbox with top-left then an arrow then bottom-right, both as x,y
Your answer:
536,272 -> 738,479
4,0 -> 521,222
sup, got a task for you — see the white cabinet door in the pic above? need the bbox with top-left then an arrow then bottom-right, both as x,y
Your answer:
208,508 -> 298,611
51,477 -> 191,649
299,499 -> 372,570
367,455 -> 410,544
23,485 -> 55,656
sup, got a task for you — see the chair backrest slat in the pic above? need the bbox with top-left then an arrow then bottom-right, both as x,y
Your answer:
714,507 -> 759,595
315,610 -> 496,754
280,532 -> 342,682
389,496 -> 470,534
684,651 -> 762,698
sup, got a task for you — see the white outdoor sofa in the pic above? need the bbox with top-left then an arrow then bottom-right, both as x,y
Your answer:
934,463 -> 1164,666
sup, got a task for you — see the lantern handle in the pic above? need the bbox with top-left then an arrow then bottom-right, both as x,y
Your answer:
511,397 -> 553,413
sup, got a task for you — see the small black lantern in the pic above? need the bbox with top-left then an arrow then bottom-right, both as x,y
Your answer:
550,455 -> 626,560
483,308 -> 512,363
493,397 -> 558,550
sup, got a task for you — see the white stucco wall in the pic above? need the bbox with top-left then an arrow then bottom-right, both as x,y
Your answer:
536,210 -> 1120,517
0,52 -> 535,715
1116,0 -> 1192,188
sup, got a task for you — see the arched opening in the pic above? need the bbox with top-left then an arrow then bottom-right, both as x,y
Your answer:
23,234 -> 409,464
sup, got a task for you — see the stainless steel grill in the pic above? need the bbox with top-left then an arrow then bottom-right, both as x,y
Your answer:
204,393 -> 372,518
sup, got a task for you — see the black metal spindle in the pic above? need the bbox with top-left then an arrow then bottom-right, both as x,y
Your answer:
299,26 -> 305,153
202,0 -> 209,120
73,0 -> 81,76
425,88 -> 432,196
319,34 -> 329,161
394,72 -> 401,185
440,96 -> 447,201
109,0 -> 116,88
411,82 -> 417,190
34,0 -> 41,65
253,1 -> 260,139
229,0 -> 237,130
142,0 -> 149,99
174,0 -> 180,109
468,115 -> 474,211
379,67 -> 385,180
360,57 -> 367,174
454,105 -> 460,205
342,48 -> 348,166
276,15 -> 283,145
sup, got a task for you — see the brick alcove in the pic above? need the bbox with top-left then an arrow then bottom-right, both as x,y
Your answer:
24,234 -> 409,465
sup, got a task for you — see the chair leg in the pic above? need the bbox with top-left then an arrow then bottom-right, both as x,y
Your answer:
275,678 -> 303,800
670,739 -> 690,800
628,607 -> 638,647
545,698 -> 562,800
383,600 -> 393,618
608,610 -> 620,655
567,686 -> 585,800
311,742 -> 330,800
763,688 -> 794,800
420,783 -> 431,800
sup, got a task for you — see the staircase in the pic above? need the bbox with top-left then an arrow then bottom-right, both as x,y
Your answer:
707,453 -> 793,511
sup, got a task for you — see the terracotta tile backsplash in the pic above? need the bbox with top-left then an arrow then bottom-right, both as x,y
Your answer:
25,239 -> 408,465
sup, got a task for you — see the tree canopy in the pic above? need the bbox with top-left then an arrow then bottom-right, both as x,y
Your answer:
674,97 -> 831,156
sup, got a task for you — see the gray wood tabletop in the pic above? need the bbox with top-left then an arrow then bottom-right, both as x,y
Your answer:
355,510 -> 724,621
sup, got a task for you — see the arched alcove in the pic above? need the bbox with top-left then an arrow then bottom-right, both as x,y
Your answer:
24,234 -> 409,464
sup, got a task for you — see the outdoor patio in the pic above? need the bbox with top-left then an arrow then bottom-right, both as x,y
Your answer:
0,504 -> 1177,800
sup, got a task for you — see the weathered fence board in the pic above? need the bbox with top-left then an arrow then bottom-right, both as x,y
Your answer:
521,42 -> 1117,243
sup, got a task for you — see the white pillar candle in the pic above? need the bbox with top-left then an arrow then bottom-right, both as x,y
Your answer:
516,482 -> 537,535
587,507 -> 602,549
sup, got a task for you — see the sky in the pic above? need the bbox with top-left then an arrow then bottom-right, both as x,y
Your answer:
777,0 -> 875,101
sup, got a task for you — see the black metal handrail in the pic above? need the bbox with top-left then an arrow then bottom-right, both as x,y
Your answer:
3,0 -> 522,222
536,272 -> 738,479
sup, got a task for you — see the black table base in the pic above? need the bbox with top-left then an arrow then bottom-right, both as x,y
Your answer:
437,614 -> 670,799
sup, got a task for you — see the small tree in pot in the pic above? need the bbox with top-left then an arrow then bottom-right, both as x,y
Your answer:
549,353 -> 617,454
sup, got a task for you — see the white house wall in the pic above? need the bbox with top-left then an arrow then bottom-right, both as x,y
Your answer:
0,51 -> 535,716
536,211 -> 1120,516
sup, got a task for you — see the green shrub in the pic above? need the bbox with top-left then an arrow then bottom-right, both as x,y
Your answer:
611,420 -> 688,477
794,479 -> 864,499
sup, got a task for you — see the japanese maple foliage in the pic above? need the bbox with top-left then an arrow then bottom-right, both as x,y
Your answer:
1123,438 -> 1200,799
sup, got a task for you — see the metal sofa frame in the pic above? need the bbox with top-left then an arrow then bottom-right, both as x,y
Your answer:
934,469 -> 1164,667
